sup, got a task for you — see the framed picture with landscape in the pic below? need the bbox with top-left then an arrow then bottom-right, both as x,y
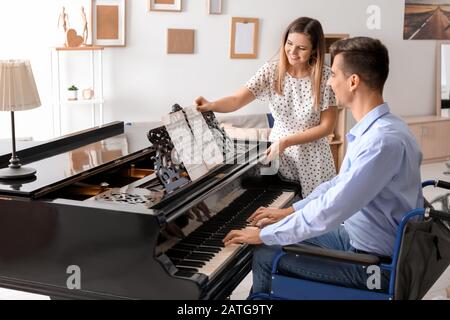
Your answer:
404,0 -> 450,40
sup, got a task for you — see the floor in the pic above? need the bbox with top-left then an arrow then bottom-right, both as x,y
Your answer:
0,162 -> 449,300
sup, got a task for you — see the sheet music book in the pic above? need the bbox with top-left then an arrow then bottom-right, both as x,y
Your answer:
162,107 -> 224,181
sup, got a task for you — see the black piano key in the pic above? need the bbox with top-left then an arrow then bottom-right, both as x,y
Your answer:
192,231 -> 214,237
176,267 -> 198,273
183,238 -> 205,245
186,253 -> 214,261
209,235 -> 228,240
166,249 -> 190,258
203,240 -> 225,247
195,246 -> 221,253
171,257 -> 206,266
174,243 -> 220,253
175,260 -> 205,268
175,271 -> 196,278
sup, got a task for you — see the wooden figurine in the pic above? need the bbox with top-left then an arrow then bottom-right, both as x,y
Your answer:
57,6 -> 69,46
57,6 -> 69,32
81,6 -> 88,45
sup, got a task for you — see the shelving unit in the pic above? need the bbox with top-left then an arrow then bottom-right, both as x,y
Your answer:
325,34 -> 349,172
51,46 -> 104,137
404,115 -> 450,164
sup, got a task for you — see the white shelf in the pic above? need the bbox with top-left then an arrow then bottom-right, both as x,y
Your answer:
51,47 -> 104,137
62,99 -> 105,105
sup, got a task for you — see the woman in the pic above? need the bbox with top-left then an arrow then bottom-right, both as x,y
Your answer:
195,17 -> 337,197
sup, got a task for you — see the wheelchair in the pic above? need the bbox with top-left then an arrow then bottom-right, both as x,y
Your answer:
249,180 -> 450,300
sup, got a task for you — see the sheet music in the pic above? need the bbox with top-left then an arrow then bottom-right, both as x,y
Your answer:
162,110 -> 209,181
184,106 -> 224,170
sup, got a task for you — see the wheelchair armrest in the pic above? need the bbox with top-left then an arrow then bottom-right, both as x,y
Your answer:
282,243 -> 380,266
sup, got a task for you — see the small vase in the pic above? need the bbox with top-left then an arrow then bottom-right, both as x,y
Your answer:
68,90 -> 78,101
82,88 -> 94,100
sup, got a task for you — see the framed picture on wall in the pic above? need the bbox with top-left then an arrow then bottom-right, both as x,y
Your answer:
148,0 -> 182,12
57,0 -> 93,46
93,0 -> 126,47
208,0 -> 222,14
230,17 -> 259,59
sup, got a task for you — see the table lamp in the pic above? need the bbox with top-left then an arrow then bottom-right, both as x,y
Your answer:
0,60 -> 41,179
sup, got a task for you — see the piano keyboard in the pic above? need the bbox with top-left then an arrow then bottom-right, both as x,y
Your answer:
164,189 -> 295,278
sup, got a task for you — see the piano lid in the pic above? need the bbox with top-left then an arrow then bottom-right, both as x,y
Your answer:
0,122 -> 154,197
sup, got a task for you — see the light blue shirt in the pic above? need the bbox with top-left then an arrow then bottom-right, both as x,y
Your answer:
260,103 -> 423,256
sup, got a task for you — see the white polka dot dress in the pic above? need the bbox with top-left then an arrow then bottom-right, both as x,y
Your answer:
246,61 -> 337,197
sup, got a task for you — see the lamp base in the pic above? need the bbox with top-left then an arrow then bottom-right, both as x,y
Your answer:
0,166 -> 37,180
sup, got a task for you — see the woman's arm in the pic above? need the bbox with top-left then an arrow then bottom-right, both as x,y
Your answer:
194,87 -> 255,113
281,106 -> 338,149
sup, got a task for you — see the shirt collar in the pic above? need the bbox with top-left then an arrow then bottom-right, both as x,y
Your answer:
347,103 -> 390,142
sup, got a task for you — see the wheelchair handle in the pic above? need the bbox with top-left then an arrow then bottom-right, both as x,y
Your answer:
436,180 -> 450,190
429,208 -> 450,221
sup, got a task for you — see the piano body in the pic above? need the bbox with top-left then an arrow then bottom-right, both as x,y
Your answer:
0,120 -> 300,299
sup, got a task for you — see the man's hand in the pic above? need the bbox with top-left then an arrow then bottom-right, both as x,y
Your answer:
223,227 -> 262,246
194,96 -> 213,112
248,206 -> 293,228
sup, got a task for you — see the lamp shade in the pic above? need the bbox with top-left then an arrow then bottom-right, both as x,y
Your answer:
0,60 -> 41,111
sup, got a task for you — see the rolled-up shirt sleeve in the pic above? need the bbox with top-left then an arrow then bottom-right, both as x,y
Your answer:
260,138 -> 404,246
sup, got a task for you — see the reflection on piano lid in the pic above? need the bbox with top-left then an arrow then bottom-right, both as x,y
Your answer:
0,176 -> 37,192
69,136 -> 129,175
90,187 -> 164,208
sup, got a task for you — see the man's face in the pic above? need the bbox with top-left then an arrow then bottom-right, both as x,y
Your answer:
327,54 -> 351,108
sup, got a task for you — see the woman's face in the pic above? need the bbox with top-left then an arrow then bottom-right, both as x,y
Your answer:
284,32 -> 314,68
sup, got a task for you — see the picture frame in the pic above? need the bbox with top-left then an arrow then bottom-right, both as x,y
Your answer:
404,1 -> 450,40
93,0 -> 126,47
167,29 -> 195,54
208,0 -> 222,14
230,17 -> 259,59
148,0 -> 182,12
57,0 -> 93,46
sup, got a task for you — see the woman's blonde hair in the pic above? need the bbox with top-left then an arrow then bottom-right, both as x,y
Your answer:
275,17 -> 326,110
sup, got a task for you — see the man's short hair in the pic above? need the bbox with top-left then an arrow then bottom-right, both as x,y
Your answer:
330,37 -> 389,92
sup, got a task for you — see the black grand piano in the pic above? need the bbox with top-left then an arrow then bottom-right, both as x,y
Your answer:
0,112 -> 300,300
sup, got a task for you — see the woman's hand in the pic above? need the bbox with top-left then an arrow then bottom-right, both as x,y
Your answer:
265,138 -> 288,161
194,96 -> 214,112
247,206 -> 292,228
223,227 -> 262,246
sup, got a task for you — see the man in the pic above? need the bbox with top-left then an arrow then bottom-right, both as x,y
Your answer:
224,37 -> 423,294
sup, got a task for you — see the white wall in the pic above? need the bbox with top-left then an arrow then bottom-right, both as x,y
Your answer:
0,0 -> 437,140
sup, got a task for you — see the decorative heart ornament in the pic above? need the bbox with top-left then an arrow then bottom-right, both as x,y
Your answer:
66,29 -> 83,47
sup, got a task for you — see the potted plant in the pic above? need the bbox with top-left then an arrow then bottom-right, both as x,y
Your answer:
67,85 -> 79,101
